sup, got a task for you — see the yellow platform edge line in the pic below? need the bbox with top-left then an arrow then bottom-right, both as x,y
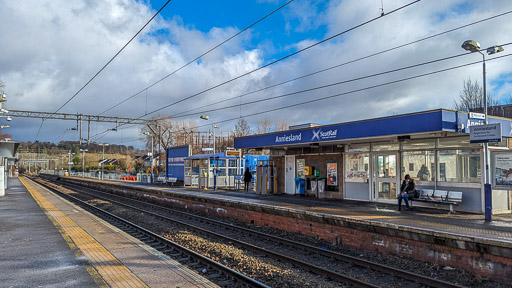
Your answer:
20,177 -> 149,288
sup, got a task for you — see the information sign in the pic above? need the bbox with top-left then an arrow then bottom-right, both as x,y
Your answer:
469,112 -> 485,120
226,150 -> 241,156
470,123 -> 502,143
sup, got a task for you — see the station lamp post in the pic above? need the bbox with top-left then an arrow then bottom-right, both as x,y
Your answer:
143,132 -> 154,183
199,115 -> 219,190
80,149 -> 88,178
461,40 -> 504,222
98,143 -> 109,180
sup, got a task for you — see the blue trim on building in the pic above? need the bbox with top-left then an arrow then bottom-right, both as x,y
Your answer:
234,109 -> 512,149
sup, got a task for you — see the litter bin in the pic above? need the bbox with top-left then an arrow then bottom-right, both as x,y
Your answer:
317,178 -> 326,199
295,177 -> 305,195
310,178 -> 318,197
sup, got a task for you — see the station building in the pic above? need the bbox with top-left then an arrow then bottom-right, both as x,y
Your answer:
234,109 -> 512,214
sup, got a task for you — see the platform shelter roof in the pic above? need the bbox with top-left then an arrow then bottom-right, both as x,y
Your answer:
234,109 -> 512,149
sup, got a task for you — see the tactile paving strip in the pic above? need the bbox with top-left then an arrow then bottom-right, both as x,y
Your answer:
21,178 -> 149,288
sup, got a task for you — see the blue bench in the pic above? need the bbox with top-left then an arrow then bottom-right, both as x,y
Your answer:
410,189 -> 463,213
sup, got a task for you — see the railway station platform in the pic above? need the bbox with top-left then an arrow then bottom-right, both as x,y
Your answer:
57,176 -> 512,282
0,177 -> 217,288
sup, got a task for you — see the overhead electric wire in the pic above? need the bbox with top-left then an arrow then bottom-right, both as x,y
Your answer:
191,53 -> 512,130
168,10 -> 512,119
170,51 -> 483,118
99,0 -> 297,115
34,0 -> 174,141
136,0 -> 422,119
90,0 -> 422,139
90,51 -> 511,139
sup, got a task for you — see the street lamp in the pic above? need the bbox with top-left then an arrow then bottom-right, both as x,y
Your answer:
143,132 -> 154,183
98,143 -> 109,180
80,149 -> 88,178
461,40 -> 504,222
200,115 -> 220,190
199,115 -> 218,154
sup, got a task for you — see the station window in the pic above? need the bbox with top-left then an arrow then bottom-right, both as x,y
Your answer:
372,143 -> 399,151
401,151 -> 435,182
228,159 -> 237,167
438,136 -> 480,148
345,153 -> 369,182
401,139 -> 435,150
217,168 -> 227,176
346,144 -> 370,152
210,159 -> 226,167
438,149 -> 481,183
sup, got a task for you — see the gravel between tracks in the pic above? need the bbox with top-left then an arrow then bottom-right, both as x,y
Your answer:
76,187 -> 510,288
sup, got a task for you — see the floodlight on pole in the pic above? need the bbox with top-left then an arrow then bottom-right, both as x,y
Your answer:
143,132 -> 154,183
461,40 -> 504,222
1,125 -> 9,129
99,143 -> 109,180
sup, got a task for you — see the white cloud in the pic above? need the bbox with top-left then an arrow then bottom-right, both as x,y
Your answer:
1,0 -> 511,147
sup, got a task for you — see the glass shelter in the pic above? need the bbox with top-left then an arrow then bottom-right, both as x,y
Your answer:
184,153 -> 245,189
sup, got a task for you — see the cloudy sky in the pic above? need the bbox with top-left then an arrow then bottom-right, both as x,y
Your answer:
1,0 -> 511,148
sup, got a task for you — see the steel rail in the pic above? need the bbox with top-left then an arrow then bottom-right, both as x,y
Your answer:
59,178 -> 467,288
27,176 -> 269,288
41,177 -> 379,288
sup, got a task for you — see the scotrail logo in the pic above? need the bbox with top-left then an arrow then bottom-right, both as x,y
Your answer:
311,129 -> 338,141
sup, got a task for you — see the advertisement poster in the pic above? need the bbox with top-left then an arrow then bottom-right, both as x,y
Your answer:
296,159 -> 305,178
494,152 -> 512,187
327,163 -> 337,186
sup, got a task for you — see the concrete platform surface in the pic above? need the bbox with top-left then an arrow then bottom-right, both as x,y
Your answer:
1,177 -> 218,288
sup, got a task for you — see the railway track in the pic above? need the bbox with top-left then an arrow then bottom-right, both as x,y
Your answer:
25,176 -> 269,288
33,176 -> 468,288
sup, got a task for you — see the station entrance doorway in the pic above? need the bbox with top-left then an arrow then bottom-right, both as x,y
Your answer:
372,152 -> 399,202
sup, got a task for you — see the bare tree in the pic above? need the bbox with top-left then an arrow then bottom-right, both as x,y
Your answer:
274,119 -> 289,132
234,118 -> 251,137
256,116 -> 273,134
142,116 -> 198,152
454,78 -> 497,112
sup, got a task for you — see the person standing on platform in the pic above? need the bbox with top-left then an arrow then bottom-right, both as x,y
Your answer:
398,174 -> 415,211
244,168 -> 252,192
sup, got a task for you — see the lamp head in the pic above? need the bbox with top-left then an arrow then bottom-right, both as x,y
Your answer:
487,45 -> 504,55
200,115 -> 209,120
6,116 -> 12,121
461,40 -> 480,52
0,93 -> 6,102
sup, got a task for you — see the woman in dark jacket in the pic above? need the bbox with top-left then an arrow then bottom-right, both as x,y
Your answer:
398,174 -> 415,211
243,168 -> 252,192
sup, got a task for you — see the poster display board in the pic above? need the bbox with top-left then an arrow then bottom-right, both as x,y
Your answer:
296,159 -> 305,178
492,151 -> 512,189
166,145 -> 191,181
327,162 -> 338,186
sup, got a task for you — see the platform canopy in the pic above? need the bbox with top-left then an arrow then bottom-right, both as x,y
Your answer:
234,109 -> 512,149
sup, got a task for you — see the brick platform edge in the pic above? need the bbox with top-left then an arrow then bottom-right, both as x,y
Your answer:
59,176 -> 512,282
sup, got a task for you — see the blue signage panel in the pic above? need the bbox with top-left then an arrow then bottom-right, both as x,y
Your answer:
166,145 -> 190,180
235,110 -> 446,149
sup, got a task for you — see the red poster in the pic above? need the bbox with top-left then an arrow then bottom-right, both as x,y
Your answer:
327,163 -> 337,186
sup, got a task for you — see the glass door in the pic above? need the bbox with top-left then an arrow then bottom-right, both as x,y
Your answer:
373,153 -> 398,201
